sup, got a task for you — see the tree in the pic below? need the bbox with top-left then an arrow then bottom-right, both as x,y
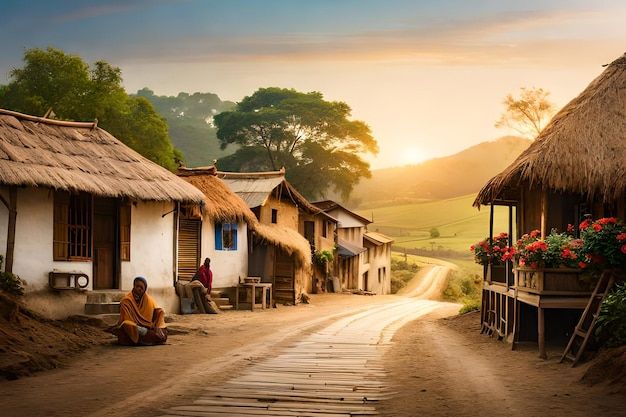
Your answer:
429,227 -> 440,238
495,87 -> 556,139
0,47 -> 179,170
214,87 -> 378,199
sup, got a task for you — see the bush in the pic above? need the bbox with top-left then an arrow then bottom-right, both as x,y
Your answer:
595,282 -> 626,347
390,258 -> 420,293
459,298 -> 481,314
0,255 -> 24,296
429,227 -> 440,238
442,270 -> 480,301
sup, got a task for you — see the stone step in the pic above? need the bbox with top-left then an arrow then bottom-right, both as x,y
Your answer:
212,297 -> 232,306
218,305 -> 234,311
85,302 -> 120,315
86,290 -> 126,304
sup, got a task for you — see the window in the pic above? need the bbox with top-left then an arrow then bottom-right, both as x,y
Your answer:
271,209 -> 278,224
54,192 -> 92,261
215,222 -> 238,250
322,221 -> 327,238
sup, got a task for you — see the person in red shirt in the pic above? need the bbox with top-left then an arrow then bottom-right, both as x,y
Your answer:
197,257 -> 213,293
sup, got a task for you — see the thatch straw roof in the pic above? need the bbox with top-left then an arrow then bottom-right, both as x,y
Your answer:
0,109 -> 204,202
177,167 -> 258,223
251,222 -> 312,267
475,53 -> 626,207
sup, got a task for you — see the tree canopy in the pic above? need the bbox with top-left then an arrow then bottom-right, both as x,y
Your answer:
495,87 -> 556,139
0,47 -> 180,170
215,87 -> 378,199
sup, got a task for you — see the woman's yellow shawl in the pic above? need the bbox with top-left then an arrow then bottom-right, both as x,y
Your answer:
116,292 -> 166,343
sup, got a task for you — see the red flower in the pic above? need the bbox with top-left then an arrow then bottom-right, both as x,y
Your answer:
493,246 -> 501,252
617,233 -> 626,242
567,224 -> 575,233
579,219 -> 591,230
530,230 -> 540,238
578,261 -> 587,269
519,259 -> 526,266
592,223 -> 602,232
470,245 -> 475,251
598,217 -> 617,225
561,248 -> 571,259
530,262 -> 538,269
621,244 -> 626,254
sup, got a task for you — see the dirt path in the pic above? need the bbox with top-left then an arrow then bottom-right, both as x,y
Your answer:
160,299 -> 446,416
396,264 -> 451,299
381,308 -> 626,417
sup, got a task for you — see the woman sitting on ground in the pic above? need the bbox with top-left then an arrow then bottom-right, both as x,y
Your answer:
110,276 -> 168,346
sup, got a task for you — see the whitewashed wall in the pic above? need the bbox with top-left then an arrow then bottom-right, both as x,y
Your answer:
121,200 -> 178,312
0,188 -> 179,316
363,243 -> 392,294
200,219 -> 248,288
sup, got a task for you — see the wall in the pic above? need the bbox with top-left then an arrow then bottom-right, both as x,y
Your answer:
326,207 -> 368,229
200,219 -> 248,288
260,195 -> 298,229
363,242 -> 391,294
3,188 -> 179,317
120,200 -> 178,312
337,226 -> 364,247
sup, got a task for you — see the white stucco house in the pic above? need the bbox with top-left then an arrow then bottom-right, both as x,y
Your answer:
0,109 -> 205,317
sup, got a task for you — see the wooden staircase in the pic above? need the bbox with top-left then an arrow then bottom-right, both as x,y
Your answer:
560,271 -> 616,366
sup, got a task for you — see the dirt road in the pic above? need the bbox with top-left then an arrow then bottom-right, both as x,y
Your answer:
396,264 -> 451,299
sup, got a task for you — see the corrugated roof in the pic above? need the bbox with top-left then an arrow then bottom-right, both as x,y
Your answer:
337,237 -> 366,257
0,108 -> 204,203
364,231 -> 394,245
219,176 -> 285,208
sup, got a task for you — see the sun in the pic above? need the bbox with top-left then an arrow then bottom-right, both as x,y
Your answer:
400,146 -> 424,166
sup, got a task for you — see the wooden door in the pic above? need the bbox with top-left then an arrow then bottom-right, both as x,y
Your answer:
274,248 -> 295,304
363,271 -> 369,291
178,218 -> 201,281
93,198 -> 118,289
303,221 -> 315,247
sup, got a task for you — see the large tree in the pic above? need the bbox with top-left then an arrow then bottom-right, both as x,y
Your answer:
215,87 -> 378,199
495,87 -> 556,139
0,47 -> 180,170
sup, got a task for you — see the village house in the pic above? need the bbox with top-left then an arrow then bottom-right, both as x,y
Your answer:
176,166 -> 258,304
0,109 -> 205,318
473,53 -> 626,358
218,169 -> 330,304
313,200 -> 393,294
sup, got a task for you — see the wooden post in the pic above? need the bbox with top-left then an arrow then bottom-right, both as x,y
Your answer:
538,307 -> 547,359
507,205 -> 513,288
540,190 -> 548,239
489,203 -> 494,241
5,187 -> 17,273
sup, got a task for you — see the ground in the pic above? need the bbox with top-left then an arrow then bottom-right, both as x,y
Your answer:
0,268 -> 624,416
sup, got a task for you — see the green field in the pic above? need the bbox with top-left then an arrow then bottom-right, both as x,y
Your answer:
358,194 -> 514,254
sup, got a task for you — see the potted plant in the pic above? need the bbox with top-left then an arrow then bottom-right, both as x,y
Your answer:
578,217 -> 626,272
471,232 -> 510,283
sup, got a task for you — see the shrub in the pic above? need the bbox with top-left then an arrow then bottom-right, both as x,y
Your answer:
0,255 -> 24,296
459,298 -> 481,314
595,282 -> 626,347
429,227 -> 440,238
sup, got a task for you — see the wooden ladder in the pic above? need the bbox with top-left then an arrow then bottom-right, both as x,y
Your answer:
560,271 -> 615,367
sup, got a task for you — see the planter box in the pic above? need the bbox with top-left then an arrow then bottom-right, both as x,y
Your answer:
515,267 -> 592,295
487,263 -> 512,285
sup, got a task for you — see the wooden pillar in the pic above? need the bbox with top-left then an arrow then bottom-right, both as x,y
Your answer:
489,203 -> 494,241
538,306 -> 547,359
507,205 -> 514,288
540,190 -> 548,239
5,187 -> 17,273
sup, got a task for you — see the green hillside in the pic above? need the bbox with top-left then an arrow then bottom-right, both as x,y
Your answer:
358,194 -> 513,254
136,88 -> 238,167
349,136 -> 530,208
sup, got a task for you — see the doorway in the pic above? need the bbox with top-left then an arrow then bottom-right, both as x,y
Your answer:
93,197 -> 119,289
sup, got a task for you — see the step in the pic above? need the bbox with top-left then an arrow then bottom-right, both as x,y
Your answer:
218,305 -> 234,311
85,302 -> 120,315
212,297 -> 232,306
86,290 -> 126,304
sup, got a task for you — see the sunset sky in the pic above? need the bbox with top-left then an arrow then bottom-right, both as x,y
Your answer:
1,0 -> 625,168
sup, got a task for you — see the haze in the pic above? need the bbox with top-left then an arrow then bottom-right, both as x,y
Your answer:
1,0 -> 625,168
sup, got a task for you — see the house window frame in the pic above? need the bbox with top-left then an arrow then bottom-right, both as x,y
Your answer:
54,192 -> 93,261
215,222 -> 238,251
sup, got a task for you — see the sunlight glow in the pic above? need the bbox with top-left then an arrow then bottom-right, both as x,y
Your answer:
400,146 -> 425,166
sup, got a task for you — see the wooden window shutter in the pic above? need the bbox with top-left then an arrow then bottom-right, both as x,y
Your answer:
215,223 -> 223,250
120,201 -> 131,261
53,192 -> 70,261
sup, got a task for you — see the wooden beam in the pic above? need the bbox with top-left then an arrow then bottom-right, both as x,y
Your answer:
538,307 -> 547,359
540,189 -> 548,238
5,187 -> 17,273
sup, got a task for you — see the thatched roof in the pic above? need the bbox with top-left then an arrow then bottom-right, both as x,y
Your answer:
177,167 -> 258,223
218,169 -> 327,216
0,109 -> 204,202
475,53 -> 626,207
251,222 -> 312,267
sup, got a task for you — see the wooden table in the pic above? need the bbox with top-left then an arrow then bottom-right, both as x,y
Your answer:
235,282 -> 272,311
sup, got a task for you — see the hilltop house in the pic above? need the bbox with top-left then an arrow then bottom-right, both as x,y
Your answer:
218,170 -> 332,304
474,53 -> 626,358
0,109 -> 204,317
313,200 -> 393,294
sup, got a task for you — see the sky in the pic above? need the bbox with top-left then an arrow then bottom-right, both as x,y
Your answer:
1,0 -> 625,169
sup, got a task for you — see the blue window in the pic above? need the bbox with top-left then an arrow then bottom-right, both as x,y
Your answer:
215,222 -> 238,250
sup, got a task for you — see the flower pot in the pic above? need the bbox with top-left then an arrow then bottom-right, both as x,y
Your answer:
515,267 -> 591,294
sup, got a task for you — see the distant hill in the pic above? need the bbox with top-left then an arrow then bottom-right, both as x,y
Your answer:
350,136 -> 531,209
136,88 -> 238,167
